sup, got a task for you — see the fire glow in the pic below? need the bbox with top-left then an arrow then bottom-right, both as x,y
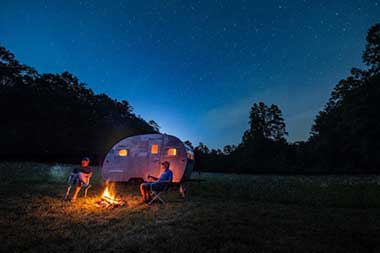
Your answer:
96,182 -> 126,208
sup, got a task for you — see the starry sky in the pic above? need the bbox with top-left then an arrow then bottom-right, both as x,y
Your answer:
1,0 -> 379,148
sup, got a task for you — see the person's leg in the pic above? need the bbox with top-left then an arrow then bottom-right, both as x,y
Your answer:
140,183 -> 146,200
140,183 -> 150,201
145,183 -> 154,201
71,181 -> 84,202
71,185 -> 81,202
151,183 -> 166,192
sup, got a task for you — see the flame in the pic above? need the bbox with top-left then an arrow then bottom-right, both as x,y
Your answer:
101,183 -> 120,204
96,181 -> 126,208
102,186 -> 113,199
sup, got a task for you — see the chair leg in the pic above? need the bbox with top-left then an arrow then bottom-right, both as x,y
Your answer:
155,193 -> 165,204
84,184 -> 92,197
147,184 -> 167,205
179,183 -> 186,198
64,185 -> 71,200
148,191 -> 165,205
148,192 -> 156,205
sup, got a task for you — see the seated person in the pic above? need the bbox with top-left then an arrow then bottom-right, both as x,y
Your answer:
64,157 -> 93,202
140,161 -> 173,203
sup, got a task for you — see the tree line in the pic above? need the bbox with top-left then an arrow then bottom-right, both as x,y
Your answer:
0,47 -> 158,163
191,24 -> 380,174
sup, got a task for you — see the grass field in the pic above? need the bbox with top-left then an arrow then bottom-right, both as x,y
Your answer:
1,162 -> 380,252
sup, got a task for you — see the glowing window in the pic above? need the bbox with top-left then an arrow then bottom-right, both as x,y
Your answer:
167,148 -> 177,156
151,144 -> 158,154
118,149 -> 128,156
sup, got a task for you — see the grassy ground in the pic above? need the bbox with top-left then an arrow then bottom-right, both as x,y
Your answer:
1,162 -> 380,252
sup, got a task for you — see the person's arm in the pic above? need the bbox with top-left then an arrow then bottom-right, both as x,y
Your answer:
147,175 -> 158,181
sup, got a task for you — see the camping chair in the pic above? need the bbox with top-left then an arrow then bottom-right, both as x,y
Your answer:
147,182 -> 172,205
147,182 -> 188,205
64,174 -> 92,201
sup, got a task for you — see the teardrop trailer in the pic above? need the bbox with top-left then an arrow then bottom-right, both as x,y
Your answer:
101,134 -> 195,201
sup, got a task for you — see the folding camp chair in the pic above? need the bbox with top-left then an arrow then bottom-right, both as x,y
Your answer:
147,182 -> 172,205
147,182 -> 188,205
64,176 -> 92,201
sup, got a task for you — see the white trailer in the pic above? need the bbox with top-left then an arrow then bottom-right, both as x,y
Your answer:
101,134 -> 194,183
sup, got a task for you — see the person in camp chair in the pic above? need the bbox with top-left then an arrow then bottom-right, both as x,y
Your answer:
140,161 -> 173,203
64,157 -> 93,202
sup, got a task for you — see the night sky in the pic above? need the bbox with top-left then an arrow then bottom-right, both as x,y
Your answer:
1,1 -> 379,148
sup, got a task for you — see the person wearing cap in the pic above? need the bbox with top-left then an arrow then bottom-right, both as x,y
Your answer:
140,161 -> 173,203
64,157 -> 93,202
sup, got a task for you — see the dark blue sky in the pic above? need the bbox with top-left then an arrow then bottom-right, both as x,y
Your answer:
1,0 -> 379,148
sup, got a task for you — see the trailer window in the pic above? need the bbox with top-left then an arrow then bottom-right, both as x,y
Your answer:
167,148 -> 177,156
151,144 -> 158,154
118,149 -> 128,156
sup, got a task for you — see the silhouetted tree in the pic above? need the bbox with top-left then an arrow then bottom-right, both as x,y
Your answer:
193,143 -> 210,171
237,102 -> 289,172
223,144 -> 236,155
148,120 -> 161,132
310,23 -> 380,172
242,102 -> 287,145
0,45 -> 156,163
363,24 -> 380,74
184,140 -> 194,149
195,142 -> 210,154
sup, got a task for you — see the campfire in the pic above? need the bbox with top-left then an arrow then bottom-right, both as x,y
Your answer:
96,182 -> 126,209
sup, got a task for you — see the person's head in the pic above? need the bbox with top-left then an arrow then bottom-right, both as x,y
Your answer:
161,161 -> 170,170
81,157 -> 90,167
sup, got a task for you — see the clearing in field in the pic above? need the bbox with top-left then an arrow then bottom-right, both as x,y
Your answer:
1,162 -> 380,252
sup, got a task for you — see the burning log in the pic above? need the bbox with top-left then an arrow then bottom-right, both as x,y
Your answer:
96,196 -> 125,208
96,183 -> 126,209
